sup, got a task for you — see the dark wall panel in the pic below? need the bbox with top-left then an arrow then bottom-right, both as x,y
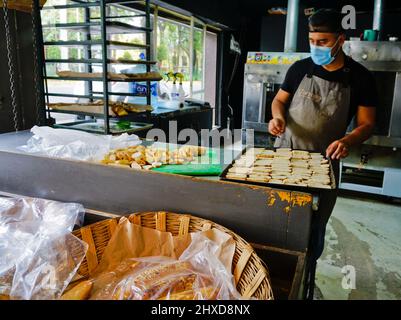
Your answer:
0,10 -> 37,134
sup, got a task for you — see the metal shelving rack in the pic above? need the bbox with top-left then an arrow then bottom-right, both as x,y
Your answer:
37,0 -> 156,135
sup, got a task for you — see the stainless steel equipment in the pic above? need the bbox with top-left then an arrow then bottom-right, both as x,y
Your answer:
341,40 -> 401,197
241,52 -> 309,146
343,40 -> 401,143
284,0 -> 300,52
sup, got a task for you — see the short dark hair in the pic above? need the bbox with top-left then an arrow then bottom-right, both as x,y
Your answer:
309,9 -> 344,33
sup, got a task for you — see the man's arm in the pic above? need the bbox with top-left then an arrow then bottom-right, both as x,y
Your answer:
268,89 -> 291,136
326,106 -> 376,159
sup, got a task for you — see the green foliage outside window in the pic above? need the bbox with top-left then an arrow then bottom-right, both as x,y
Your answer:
157,19 -> 204,83
121,51 -> 133,61
45,47 -> 61,59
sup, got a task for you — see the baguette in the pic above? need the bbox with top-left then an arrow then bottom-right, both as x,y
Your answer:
60,280 -> 93,300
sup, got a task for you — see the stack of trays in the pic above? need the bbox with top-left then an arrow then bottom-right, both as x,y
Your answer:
223,148 -> 334,189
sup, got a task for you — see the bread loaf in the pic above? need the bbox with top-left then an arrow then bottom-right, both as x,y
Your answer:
60,280 -> 93,300
111,261 -> 214,300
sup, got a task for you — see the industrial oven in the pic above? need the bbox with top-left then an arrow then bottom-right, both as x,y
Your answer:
341,41 -> 401,198
241,52 -> 309,147
242,43 -> 401,198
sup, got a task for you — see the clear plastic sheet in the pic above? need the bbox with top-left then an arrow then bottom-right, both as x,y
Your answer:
10,233 -> 88,300
84,225 -> 243,300
0,196 -> 87,299
18,126 -> 141,161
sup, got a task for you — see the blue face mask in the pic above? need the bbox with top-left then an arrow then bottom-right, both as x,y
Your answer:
310,37 -> 341,66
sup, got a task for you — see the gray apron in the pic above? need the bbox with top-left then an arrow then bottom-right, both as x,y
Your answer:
274,65 -> 351,156
274,63 -> 351,262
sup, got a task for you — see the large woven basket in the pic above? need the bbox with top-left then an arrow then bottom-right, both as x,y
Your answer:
72,211 -> 274,300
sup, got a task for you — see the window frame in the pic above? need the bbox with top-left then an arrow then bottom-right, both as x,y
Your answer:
151,5 -> 221,126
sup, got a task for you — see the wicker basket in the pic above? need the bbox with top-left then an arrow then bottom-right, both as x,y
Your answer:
72,211 -> 274,300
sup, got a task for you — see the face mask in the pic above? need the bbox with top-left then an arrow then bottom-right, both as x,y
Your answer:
310,37 -> 341,66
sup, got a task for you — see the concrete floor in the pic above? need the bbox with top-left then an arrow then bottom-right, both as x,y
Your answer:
314,195 -> 401,300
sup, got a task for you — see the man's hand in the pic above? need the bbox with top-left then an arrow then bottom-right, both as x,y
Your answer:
326,106 -> 374,160
268,118 -> 286,136
326,140 -> 349,160
270,89 -> 290,136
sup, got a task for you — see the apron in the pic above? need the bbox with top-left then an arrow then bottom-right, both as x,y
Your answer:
274,61 -> 351,264
274,63 -> 351,155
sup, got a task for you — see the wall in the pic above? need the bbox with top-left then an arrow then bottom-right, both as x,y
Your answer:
261,1 -> 401,52
0,10 -> 38,133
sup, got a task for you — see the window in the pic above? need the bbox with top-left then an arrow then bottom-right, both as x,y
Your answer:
156,17 -> 192,98
154,10 -> 218,117
192,26 -> 205,100
41,1 -> 219,124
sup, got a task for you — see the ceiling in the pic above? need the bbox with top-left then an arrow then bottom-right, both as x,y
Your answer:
159,0 -> 401,28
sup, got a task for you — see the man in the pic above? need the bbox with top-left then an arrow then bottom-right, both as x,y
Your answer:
268,9 -> 377,297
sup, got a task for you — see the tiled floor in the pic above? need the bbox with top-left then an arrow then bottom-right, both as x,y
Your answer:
315,195 -> 401,300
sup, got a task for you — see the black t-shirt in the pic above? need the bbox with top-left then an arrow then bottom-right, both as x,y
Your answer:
280,56 -> 378,124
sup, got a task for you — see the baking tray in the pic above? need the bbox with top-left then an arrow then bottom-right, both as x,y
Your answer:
219,147 -> 337,193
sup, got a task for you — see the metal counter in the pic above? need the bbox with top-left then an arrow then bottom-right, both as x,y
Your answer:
0,130 -> 313,252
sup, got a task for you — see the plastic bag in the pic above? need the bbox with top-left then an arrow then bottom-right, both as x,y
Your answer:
0,196 -> 87,299
89,257 -> 220,300
84,223 -> 243,300
18,126 -> 141,161
10,233 -> 88,300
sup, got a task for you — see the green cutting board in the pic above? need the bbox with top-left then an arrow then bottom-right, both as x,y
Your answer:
151,149 -> 224,176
